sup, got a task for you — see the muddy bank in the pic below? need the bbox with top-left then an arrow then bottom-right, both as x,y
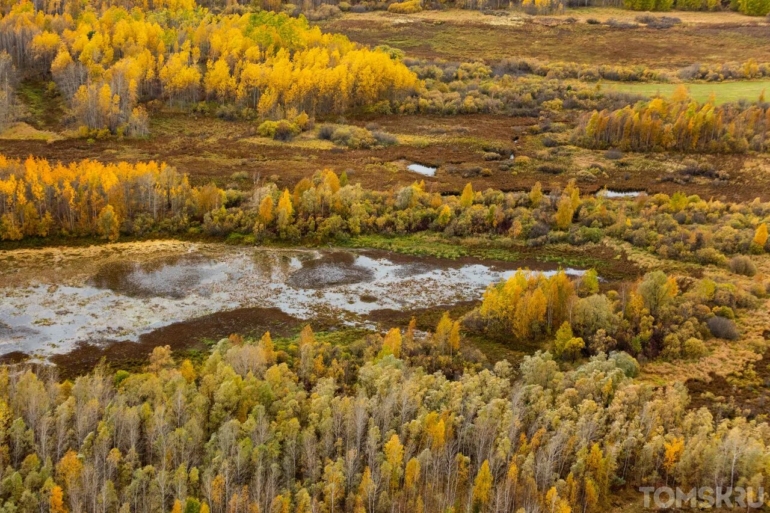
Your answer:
49,307 -> 303,378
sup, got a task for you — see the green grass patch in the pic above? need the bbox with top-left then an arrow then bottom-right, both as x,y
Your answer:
343,233 -> 471,259
16,80 -> 65,129
464,332 -> 533,366
601,80 -> 770,105
342,233 -> 612,270
272,328 -> 373,353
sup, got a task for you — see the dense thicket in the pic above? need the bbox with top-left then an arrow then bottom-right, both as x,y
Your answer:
0,2 -> 417,134
0,324 -> 767,513
573,96 -> 770,153
0,155 -> 226,241
477,268 -> 751,361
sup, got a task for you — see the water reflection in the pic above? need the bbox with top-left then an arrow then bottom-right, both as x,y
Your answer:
0,244 -> 586,359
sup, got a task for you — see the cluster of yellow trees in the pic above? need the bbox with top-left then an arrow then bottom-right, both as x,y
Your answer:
0,2 -> 417,134
0,154 -> 224,240
479,269 -> 576,342
478,264 -> 751,362
574,94 -> 770,153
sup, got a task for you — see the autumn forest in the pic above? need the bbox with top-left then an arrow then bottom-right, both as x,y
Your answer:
2,0 -> 770,512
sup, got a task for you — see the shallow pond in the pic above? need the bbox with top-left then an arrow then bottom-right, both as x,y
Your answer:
0,242 -> 584,361
407,163 -> 437,176
596,189 -> 645,199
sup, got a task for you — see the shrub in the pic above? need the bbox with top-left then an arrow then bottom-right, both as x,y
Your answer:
537,164 -> 565,175
714,305 -> 735,319
649,16 -> 681,28
216,104 -> 239,121
695,247 -> 726,266
388,0 -> 422,13
372,130 -> 398,146
331,126 -> 376,149
636,14 -> 681,27
683,337 -> 708,359
258,120 -> 300,141
274,120 -> 301,141
605,148 -> 624,160
634,14 -> 657,23
294,112 -> 313,131
606,19 -> 640,29
258,120 -> 278,138
576,170 -> 597,183
728,255 -> 757,276
317,124 -> 335,140
542,137 -> 559,148
707,316 -> 739,340
305,4 -> 341,20
515,155 -> 531,167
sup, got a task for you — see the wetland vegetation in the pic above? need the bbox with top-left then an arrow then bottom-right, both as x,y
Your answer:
2,0 -> 770,512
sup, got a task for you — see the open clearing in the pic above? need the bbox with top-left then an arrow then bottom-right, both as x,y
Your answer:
319,10 -> 770,68
602,79 -> 770,104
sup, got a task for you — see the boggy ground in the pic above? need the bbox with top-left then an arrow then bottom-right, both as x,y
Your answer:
3,111 -> 769,202
0,238 -> 616,376
318,9 -> 770,68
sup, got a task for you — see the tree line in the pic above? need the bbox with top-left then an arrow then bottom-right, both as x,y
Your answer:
4,156 -> 770,278
0,155 -> 226,241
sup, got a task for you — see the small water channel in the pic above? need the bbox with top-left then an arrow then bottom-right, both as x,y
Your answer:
0,243 -> 585,361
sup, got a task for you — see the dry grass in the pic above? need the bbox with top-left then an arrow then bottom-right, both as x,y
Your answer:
0,122 -> 63,142
549,7 -> 765,24
642,341 -> 763,385
320,9 -> 770,68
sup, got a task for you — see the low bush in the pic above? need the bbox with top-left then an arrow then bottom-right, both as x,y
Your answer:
542,136 -> 559,148
331,126 -> 376,149
707,316 -> 739,340
728,255 -> 758,276
317,124 -> 335,140
258,120 -> 301,141
576,169 -> 597,183
537,164 -> 565,175
372,130 -> 398,146
606,19 -> 640,29
305,4 -> 341,20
